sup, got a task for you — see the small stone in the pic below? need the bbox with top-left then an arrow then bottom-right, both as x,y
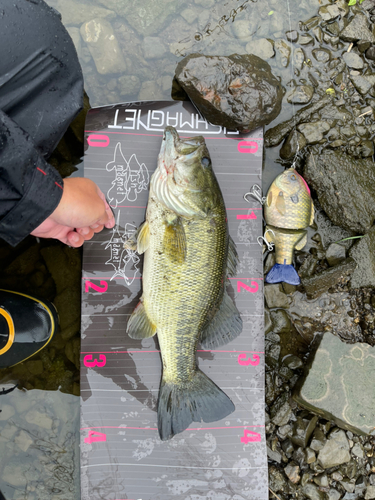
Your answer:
306,447 -> 316,464
310,428 -> 327,451
270,392 -> 292,426
312,48 -> 331,63
352,443 -> 365,458
327,489 -> 341,500
270,309 -> 291,334
318,429 -> 351,469
366,485 -> 375,499
326,243 -> 346,267
286,85 -> 314,105
118,75 -> 141,97
80,19 -> 126,75
143,37 -> 166,59
281,438 -> 294,455
286,30 -> 298,43
280,130 -> 307,160
340,478 -> 355,493
290,415 -> 319,448
269,465 -> 288,491
314,473 -> 329,487
350,226 -> 375,288
293,48 -> 305,69
303,483 -> 325,500
299,34 -> 314,46
366,46 -> 375,61
180,8 -> 198,24
284,463 -> 300,483
0,404 -> 15,421
275,39 -> 291,67
340,13 -> 375,43
343,52 -> 365,70
138,81 -> 164,101
264,284 -> 290,309
297,121 -> 331,144
319,4 -> 340,21
267,445 -> 282,463
283,355 -> 303,370
232,20 -> 257,42
245,38 -> 275,60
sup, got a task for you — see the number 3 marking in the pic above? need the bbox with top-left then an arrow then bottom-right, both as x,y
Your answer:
83,354 -> 106,367
238,353 -> 260,366
85,280 -> 108,293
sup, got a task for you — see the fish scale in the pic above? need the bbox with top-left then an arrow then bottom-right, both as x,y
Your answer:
143,194 -> 227,384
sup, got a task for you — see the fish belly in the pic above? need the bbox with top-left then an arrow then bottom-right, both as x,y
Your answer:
143,197 -> 227,383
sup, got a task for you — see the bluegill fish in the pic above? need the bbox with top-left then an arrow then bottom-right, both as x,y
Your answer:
125,127 -> 242,441
264,168 -> 314,285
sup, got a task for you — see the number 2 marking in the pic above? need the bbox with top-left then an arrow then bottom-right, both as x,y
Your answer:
238,353 -> 260,366
83,354 -> 107,367
237,280 -> 259,293
241,429 -> 261,444
84,431 -> 107,444
85,280 -> 108,293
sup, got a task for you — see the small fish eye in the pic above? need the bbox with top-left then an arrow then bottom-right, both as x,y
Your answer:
201,157 -> 210,167
291,174 -> 296,180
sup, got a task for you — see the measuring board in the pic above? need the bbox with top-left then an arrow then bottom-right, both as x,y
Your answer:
80,100 -> 267,500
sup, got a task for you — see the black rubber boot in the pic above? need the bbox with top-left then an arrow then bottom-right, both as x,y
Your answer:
0,290 -> 58,368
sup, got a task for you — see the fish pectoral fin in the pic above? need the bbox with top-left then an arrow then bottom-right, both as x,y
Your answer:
227,235 -> 239,277
163,217 -> 186,264
309,201 -> 315,226
123,229 -> 139,251
200,290 -> 243,349
137,221 -> 150,254
126,300 -> 156,339
294,232 -> 307,251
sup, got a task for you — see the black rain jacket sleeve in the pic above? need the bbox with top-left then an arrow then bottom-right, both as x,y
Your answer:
0,0 -> 84,247
0,110 -> 64,247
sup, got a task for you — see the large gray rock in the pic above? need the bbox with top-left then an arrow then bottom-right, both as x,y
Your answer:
350,226 -> 375,288
294,332 -> 375,436
304,149 -> 375,233
339,13 -> 375,43
175,53 -> 283,133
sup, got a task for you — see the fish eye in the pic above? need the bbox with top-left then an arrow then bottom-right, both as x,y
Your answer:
201,157 -> 210,167
290,174 -> 297,180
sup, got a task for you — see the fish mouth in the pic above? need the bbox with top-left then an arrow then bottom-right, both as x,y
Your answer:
151,127 -> 207,218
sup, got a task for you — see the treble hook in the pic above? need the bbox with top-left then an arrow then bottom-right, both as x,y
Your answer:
257,229 -> 275,252
244,184 -> 266,205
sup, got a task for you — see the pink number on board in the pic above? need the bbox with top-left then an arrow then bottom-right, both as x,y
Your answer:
87,134 -> 110,148
85,280 -> 108,293
83,354 -> 107,368
237,140 -> 258,154
238,353 -> 260,367
237,280 -> 259,293
84,430 -> 107,444
241,429 -> 261,444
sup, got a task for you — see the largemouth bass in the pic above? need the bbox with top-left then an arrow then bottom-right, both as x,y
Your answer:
264,168 -> 314,285
125,126 -> 242,441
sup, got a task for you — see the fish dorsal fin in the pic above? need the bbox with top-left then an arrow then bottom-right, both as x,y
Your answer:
163,217 -> 186,264
276,192 -> 286,215
127,300 -> 156,339
200,289 -> 243,349
267,191 -> 272,207
309,201 -> 315,226
227,235 -> 239,277
137,221 -> 150,254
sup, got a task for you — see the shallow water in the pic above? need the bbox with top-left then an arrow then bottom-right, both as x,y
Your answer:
0,0 -> 323,498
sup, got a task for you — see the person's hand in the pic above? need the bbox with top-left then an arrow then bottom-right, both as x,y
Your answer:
31,177 -> 115,247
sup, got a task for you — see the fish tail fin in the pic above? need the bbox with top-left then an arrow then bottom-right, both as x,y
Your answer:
265,263 -> 300,285
157,369 -> 235,441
